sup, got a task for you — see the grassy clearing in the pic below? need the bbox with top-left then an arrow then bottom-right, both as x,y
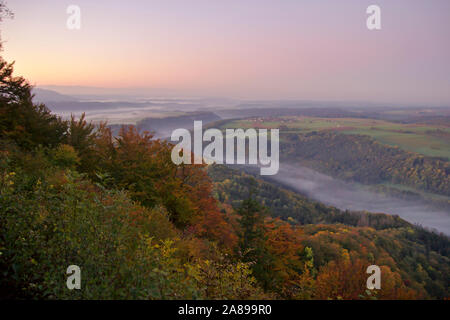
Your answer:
218,117 -> 450,159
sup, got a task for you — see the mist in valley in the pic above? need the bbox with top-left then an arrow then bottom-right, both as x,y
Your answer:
37,88 -> 450,235
267,164 -> 450,235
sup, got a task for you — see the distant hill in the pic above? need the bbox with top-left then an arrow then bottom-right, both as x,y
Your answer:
32,88 -> 77,103
135,111 -> 222,138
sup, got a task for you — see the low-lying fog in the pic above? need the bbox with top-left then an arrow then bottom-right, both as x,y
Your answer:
268,164 -> 450,235
57,106 -> 180,125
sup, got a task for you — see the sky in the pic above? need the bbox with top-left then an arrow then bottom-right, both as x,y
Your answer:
1,0 -> 450,105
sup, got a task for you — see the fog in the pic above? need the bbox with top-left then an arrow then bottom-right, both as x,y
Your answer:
268,164 -> 450,235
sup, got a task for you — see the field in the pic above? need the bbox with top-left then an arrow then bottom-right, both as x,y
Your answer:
218,117 -> 450,159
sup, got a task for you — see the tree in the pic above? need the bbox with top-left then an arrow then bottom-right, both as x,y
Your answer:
0,59 -> 68,149
66,113 -> 96,173
236,194 -> 275,290
237,195 -> 266,257
264,218 -> 306,297
90,124 -> 235,238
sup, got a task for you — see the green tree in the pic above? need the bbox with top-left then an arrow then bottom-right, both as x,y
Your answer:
0,59 -> 68,149
66,113 -> 97,173
236,194 -> 274,290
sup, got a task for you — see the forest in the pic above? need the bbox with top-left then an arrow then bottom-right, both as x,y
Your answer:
1,57 -> 449,300
282,131 -> 450,198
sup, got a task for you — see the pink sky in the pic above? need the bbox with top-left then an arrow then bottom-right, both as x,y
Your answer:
1,0 -> 450,105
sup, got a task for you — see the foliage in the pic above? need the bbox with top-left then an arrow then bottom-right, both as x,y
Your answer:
282,131 -> 450,197
209,164 -> 450,299
0,153 -> 263,299
0,58 -> 68,149
209,164 -> 411,230
0,57 -> 448,300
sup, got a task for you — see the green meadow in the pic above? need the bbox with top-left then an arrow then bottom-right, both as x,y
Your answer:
219,117 -> 450,159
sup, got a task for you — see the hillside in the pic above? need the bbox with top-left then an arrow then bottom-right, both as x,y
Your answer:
207,164 -> 449,298
1,58 -> 449,299
216,117 -> 450,209
282,132 -> 450,197
208,164 -> 412,230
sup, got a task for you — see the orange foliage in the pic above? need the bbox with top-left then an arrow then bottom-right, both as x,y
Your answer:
314,258 -> 418,300
92,125 -> 237,248
263,218 -> 305,297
